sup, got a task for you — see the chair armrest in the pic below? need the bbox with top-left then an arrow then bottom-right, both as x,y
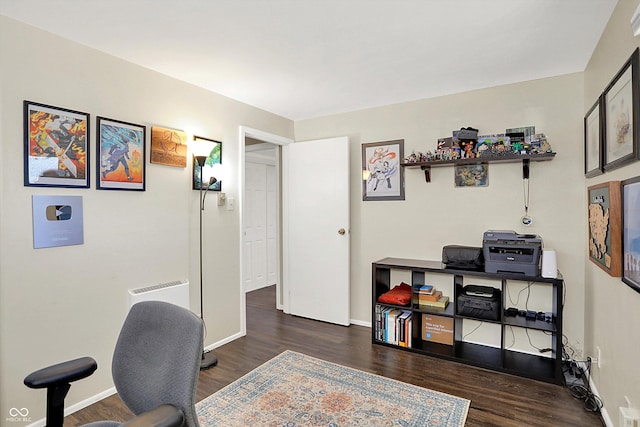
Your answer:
24,357 -> 97,389
120,405 -> 185,427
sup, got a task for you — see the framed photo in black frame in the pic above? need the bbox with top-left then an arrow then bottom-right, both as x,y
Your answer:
362,139 -> 405,201
622,176 -> 640,293
97,117 -> 146,191
23,100 -> 90,188
584,97 -> 603,177
192,136 -> 222,191
603,48 -> 639,172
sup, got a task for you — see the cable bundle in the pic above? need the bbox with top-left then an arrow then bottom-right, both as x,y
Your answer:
562,344 -> 603,413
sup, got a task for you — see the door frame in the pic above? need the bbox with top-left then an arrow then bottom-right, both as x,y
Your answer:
239,126 -> 293,335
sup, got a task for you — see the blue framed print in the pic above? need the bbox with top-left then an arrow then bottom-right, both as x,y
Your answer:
622,176 -> 640,293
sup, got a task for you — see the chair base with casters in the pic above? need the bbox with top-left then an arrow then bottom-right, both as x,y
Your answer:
24,301 -> 203,427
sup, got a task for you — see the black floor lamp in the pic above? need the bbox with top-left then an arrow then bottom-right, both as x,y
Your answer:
194,148 -> 218,370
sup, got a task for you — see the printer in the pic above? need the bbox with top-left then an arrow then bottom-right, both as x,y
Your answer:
482,230 -> 542,276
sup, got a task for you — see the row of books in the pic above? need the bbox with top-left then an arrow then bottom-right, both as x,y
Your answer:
412,284 -> 449,310
374,305 -> 413,347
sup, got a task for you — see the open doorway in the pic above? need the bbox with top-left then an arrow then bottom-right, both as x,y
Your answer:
243,139 -> 279,293
239,127 -> 292,334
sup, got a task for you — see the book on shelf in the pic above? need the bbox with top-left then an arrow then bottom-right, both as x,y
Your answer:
374,304 -> 384,340
385,308 -> 398,343
375,304 -> 412,346
376,305 -> 394,341
412,284 -> 435,304
418,290 -> 443,304
397,311 -> 411,347
419,295 -> 449,310
413,284 -> 434,295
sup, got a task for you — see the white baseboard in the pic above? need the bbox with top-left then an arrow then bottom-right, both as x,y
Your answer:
578,361 -> 612,427
27,387 -> 116,427
349,319 -> 371,328
204,331 -> 244,352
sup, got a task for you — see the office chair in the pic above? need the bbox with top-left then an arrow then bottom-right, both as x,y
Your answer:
24,301 -> 204,427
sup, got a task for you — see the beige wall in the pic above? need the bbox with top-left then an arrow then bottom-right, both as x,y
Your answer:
5,0 -> 640,423
0,17 -> 293,423
296,73 -> 587,355
583,0 -> 640,423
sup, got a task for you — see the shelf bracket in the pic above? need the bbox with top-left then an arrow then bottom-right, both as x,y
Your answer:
420,165 -> 431,183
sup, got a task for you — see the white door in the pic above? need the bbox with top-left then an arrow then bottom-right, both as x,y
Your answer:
243,162 -> 267,292
283,136 -> 350,326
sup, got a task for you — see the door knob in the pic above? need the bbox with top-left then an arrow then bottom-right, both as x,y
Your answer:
338,228 -> 346,235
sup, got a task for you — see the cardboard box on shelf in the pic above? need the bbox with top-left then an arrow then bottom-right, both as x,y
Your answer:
422,314 -> 454,345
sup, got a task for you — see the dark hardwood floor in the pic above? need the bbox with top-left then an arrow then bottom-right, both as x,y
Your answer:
67,285 -> 603,426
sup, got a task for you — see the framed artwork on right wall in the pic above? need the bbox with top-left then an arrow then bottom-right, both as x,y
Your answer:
602,48 -> 639,172
584,96 -> 603,177
587,181 -> 622,277
622,176 -> 640,293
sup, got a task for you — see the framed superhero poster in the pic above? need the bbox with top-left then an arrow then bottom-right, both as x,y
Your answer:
362,139 -> 405,201
97,117 -> 146,191
24,101 -> 90,188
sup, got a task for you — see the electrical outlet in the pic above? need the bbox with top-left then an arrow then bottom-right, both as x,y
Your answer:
619,407 -> 640,427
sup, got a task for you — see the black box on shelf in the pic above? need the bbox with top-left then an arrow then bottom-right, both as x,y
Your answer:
456,285 -> 501,321
442,245 -> 484,271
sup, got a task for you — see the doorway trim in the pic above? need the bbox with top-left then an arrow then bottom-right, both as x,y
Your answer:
239,126 -> 293,336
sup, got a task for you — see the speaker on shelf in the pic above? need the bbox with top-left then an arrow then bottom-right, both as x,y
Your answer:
541,249 -> 557,278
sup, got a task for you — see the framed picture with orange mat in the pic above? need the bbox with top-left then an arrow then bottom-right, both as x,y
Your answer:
587,181 -> 622,276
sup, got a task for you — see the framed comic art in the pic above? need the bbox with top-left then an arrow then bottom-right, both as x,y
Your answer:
150,125 -> 188,167
454,164 -> 488,187
23,101 -> 90,188
622,176 -> 640,293
603,48 -> 639,172
588,181 -> 622,277
97,117 -> 146,191
362,139 -> 404,201
192,136 -> 222,191
584,97 -> 603,177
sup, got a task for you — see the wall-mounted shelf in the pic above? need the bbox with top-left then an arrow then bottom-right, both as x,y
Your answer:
401,152 -> 556,182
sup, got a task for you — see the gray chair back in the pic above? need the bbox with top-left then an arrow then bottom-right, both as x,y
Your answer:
112,301 -> 203,427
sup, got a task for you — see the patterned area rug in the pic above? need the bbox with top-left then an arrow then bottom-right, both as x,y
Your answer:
196,350 -> 470,426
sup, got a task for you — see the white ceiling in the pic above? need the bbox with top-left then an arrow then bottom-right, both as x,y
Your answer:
1,0 -> 619,120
